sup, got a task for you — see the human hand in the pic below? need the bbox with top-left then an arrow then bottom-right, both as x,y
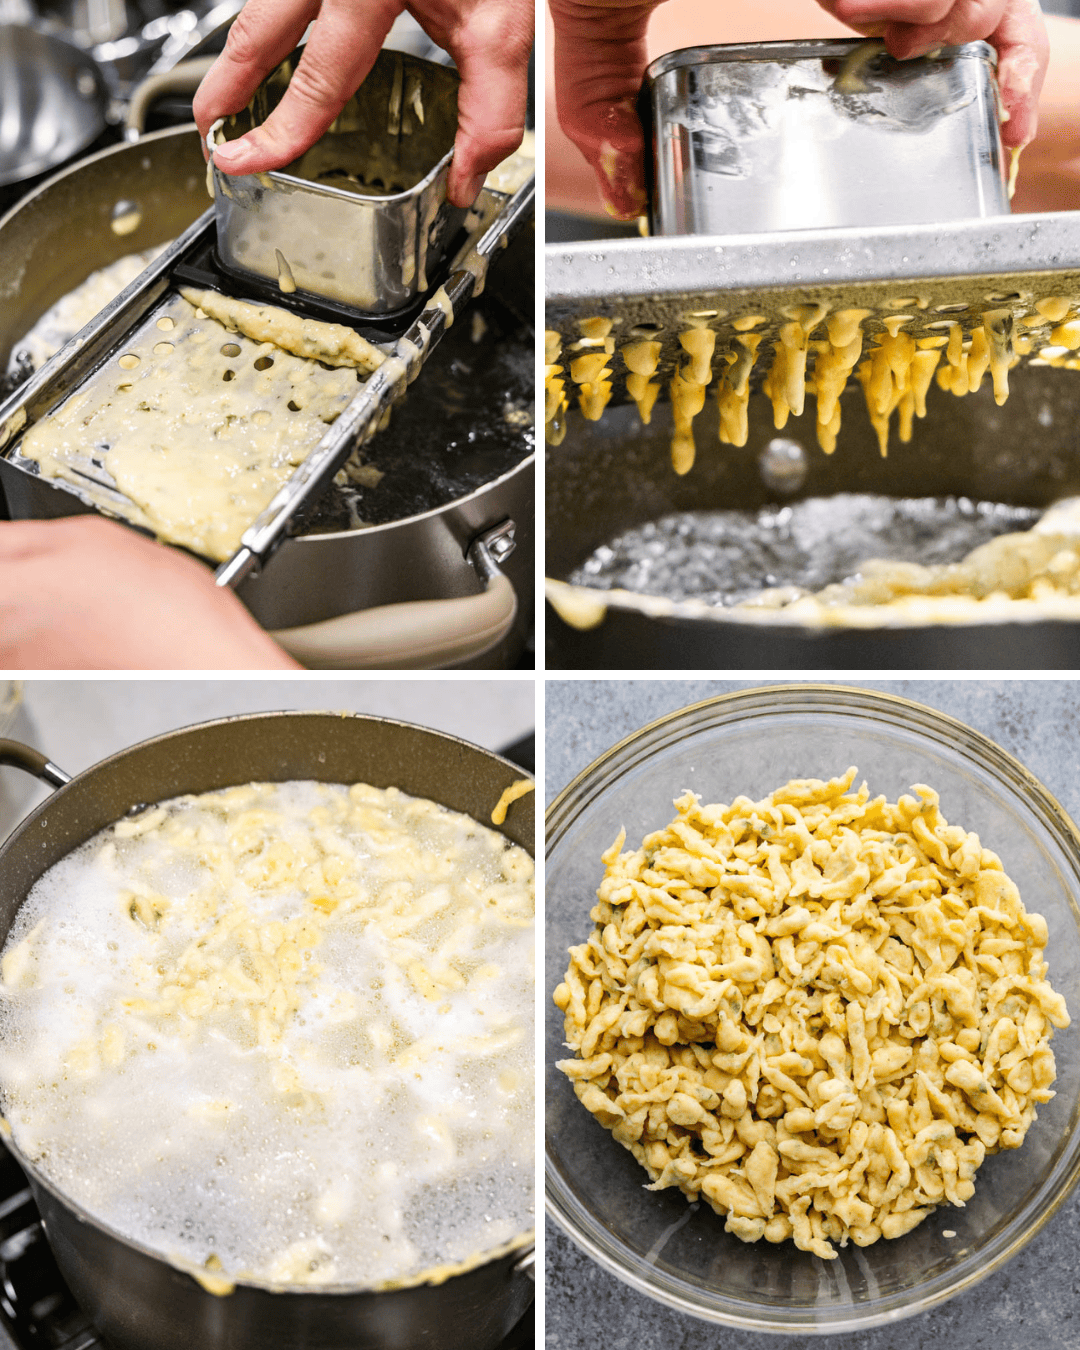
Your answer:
193,0 -> 532,207
818,1 -> 1049,148
0,517 -> 299,670
549,0 -> 655,219
551,0 -> 1048,220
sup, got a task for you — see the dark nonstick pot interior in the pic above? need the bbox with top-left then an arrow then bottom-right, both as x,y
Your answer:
303,225 -> 535,536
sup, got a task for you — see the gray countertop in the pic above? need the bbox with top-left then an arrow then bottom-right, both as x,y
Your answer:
544,680 -> 1080,1350
0,679 -> 535,843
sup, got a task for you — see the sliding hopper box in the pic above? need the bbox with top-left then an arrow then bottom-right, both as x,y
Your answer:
643,39 -> 1009,238
210,47 -> 468,316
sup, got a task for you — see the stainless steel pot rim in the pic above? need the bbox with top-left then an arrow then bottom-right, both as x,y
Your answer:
545,683 -> 1080,1333
644,38 -> 996,83
293,448 -> 535,546
1,708 -> 535,1298
0,707 -> 538,810
0,123 -> 200,235
544,577 -> 1080,634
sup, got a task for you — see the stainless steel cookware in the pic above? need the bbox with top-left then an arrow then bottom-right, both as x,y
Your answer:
0,711 -> 535,1350
0,128 -> 535,666
0,22 -> 108,186
644,39 -> 1008,236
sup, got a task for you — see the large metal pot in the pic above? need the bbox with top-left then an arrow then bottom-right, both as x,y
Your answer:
546,366 -> 1080,669
0,128 -> 535,668
0,711 -> 535,1350
0,125 -> 207,344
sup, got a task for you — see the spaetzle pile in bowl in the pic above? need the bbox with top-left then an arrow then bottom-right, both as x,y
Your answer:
0,780 -> 534,1291
554,768 -> 1070,1260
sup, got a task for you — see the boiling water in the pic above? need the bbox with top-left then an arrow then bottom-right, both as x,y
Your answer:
0,781 -> 534,1288
569,495 -> 1042,606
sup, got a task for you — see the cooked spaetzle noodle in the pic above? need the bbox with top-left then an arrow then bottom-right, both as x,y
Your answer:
554,768 -> 1069,1258
0,780 -> 534,1288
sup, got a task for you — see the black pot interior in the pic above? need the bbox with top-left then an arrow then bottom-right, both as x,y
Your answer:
546,365 -> 1080,579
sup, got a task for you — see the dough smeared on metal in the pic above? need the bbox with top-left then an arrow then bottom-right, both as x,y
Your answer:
179,286 -> 387,373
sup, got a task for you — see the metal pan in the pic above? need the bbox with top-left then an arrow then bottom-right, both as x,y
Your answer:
0,711 -> 535,1350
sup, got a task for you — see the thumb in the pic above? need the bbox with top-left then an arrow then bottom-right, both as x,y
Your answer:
991,0 -> 1049,149
550,0 -> 658,219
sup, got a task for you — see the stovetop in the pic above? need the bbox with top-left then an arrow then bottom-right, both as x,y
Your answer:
0,1145 -> 96,1350
0,1143 -> 534,1349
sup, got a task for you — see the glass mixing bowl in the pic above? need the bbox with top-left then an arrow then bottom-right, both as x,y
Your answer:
545,685 -> 1080,1334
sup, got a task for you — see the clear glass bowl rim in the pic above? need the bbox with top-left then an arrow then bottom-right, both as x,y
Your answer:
545,683 -> 1080,1334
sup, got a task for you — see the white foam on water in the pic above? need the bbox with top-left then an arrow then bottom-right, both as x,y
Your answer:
0,781 -> 534,1287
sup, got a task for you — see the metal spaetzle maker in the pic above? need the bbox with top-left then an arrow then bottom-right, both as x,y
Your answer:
209,47 -> 469,318
544,38 -> 1080,669
0,46 -> 535,668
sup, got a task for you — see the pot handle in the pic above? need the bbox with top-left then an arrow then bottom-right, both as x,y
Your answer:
125,57 -> 218,139
270,521 -> 519,670
512,1247 -> 535,1281
0,740 -> 72,789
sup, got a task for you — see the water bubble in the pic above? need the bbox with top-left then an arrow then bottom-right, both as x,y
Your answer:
759,438 -> 809,496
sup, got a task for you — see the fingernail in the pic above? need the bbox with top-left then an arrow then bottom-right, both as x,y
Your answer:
212,135 -> 253,172
602,204 -> 636,222
885,27 -> 939,61
601,195 -> 641,223
893,40 -> 937,60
